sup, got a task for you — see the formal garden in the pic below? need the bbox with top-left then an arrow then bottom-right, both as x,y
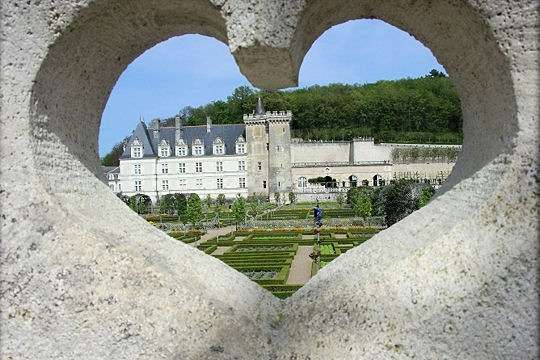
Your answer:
119,179 -> 437,298
187,227 -> 381,298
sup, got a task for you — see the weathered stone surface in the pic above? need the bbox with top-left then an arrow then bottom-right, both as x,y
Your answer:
1,0 -> 537,359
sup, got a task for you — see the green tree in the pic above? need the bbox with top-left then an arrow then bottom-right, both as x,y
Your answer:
336,192 -> 346,207
417,185 -> 436,208
129,194 -> 152,214
101,136 -> 129,166
231,195 -> 247,229
351,187 -> 373,218
185,193 -> 203,226
216,194 -> 226,207
383,179 -> 417,226
158,194 -> 176,215
204,194 -> 213,209
246,195 -> 264,219
171,193 -> 187,218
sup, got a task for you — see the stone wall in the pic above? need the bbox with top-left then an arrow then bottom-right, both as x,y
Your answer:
291,141 -> 351,163
1,0 -> 537,359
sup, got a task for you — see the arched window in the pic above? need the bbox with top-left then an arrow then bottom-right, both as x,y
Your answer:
349,175 -> 358,187
158,139 -> 170,157
192,138 -> 204,156
236,136 -> 246,154
298,177 -> 307,188
213,137 -> 225,155
175,138 -> 187,157
131,138 -> 143,158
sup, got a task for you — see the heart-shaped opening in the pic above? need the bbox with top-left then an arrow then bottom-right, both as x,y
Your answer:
98,20 -> 463,298
21,0 -> 525,357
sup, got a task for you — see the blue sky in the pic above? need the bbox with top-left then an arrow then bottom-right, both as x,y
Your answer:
99,19 -> 445,156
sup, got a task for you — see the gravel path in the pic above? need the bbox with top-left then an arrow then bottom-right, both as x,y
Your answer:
192,225 -> 235,247
286,246 -> 314,285
211,246 -> 231,255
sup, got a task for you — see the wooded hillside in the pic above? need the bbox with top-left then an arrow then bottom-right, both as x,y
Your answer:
102,70 -> 462,166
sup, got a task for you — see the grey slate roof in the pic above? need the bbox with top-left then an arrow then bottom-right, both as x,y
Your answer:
102,166 -> 120,175
121,121 -> 246,158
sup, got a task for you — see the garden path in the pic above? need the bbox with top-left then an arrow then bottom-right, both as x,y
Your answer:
192,225 -> 235,247
211,246 -> 231,255
286,246 -> 313,285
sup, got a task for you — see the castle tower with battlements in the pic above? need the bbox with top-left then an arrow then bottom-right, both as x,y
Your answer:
244,98 -> 293,202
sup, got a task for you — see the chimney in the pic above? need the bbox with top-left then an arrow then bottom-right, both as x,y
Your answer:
153,120 -> 160,139
255,96 -> 265,115
175,116 -> 183,142
206,116 -> 212,133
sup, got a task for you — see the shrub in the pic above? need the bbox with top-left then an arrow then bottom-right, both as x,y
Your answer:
186,193 -> 203,225
216,194 -> 226,206
129,193 -> 152,214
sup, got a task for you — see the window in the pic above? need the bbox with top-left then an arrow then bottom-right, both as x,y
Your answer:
263,181 -> 267,189
161,163 -> 168,174
193,139 -> 204,156
132,146 -> 142,158
162,179 -> 169,191
195,178 -> 203,188
176,146 -> 187,157
298,177 -> 307,188
266,143 -> 269,151
134,163 -> 141,175
238,160 -> 245,171
193,145 -> 204,156
134,180 -> 142,192
278,182 -> 281,188
159,147 -> 170,157
118,184 -> 121,191
276,145 -> 281,151
195,162 -> 202,173
108,174 -> 114,180
257,162 -> 262,171
179,179 -> 187,189
109,184 -> 114,191
213,138 -> 225,155
131,139 -> 143,158
236,143 -> 245,154
217,178 -> 223,189
216,161 -> 223,172
214,144 -> 224,155
235,136 -> 246,154
239,178 -> 246,188
178,163 -> 185,173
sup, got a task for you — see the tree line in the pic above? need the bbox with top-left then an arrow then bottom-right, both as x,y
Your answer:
102,70 -> 462,166
343,179 -> 436,226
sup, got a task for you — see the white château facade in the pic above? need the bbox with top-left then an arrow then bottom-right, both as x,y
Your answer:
110,99 -> 459,203
118,116 -> 248,203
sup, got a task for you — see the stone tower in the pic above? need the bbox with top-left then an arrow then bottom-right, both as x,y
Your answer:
244,98 -> 292,202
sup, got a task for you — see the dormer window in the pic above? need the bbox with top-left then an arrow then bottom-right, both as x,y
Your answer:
131,138 -> 143,158
175,139 -> 187,156
213,137 -> 225,155
192,138 -> 204,156
235,136 -> 246,155
158,140 -> 170,157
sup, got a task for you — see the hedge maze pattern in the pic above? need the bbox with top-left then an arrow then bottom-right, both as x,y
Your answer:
195,227 -> 381,298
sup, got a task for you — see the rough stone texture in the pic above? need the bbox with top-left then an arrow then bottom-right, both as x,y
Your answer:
1,0 -> 538,359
